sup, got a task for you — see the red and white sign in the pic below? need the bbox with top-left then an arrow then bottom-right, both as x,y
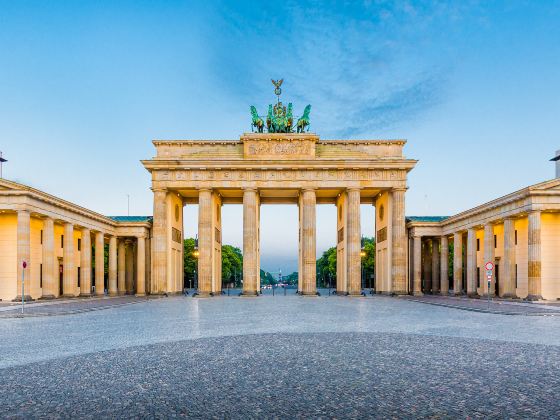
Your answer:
22,261 -> 27,269
487,275 -> 492,280
485,261 -> 494,271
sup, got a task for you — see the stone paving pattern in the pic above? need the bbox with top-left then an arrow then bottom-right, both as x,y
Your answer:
1,295 -> 560,418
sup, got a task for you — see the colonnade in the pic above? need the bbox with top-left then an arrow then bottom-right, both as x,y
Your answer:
185,187 -> 407,297
410,211 -> 542,300
14,209 -> 148,300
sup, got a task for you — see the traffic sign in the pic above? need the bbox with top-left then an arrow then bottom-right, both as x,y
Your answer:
22,261 -> 27,269
485,261 -> 494,271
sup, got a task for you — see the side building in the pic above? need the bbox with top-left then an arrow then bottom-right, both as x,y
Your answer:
0,179 -> 152,301
407,178 -> 560,300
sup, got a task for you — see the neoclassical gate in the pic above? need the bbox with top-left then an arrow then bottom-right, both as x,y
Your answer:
142,132 -> 416,297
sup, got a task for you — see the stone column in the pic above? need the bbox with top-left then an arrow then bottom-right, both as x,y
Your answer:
62,222 -> 75,297
136,236 -> 146,296
41,217 -> 56,299
412,236 -> 423,296
94,232 -> 104,296
80,228 -> 92,296
15,210 -> 32,301
483,224 -> 494,296
151,188 -> 168,294
301,189 -> 317,295
145,236 -> 151,294
431,238 -> 440,293
440,236 -> 449,295
125,240 -> 134,294
453,232 -> 462,295
391,188 -> 407,294
347,188 -> 361,296
466,228 -> 477,297
423,239 -> 432,293
117,239 -> 126,295
242,188 -> 258,296
527,211 -> 542,300
198,189 -> 213,296
108,236 -> 117,296
502,218 -> 517,298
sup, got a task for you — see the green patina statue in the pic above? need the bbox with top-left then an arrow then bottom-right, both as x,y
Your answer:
250,79 -> 311,133
250,105 -> 264,133
296,105 -> 311,133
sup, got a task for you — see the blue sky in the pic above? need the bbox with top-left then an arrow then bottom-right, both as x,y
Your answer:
1,1 -> 559,273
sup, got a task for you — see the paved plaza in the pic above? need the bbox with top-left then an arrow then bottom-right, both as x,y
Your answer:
1,294 -> 560,418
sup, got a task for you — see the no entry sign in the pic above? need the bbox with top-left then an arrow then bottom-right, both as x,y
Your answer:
485,261 -> 494,271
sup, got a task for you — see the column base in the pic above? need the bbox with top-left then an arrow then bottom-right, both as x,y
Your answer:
39,294 -> 56,300
108,291 -> 118,297
194,291 -> 213,298
301,291 -> 319,297
525,294 -> 543,302
412,291 -> 424,296
467,293 -> 479,298
392,291 -> 408,296
240,291 -> 259,297
60,294 -> 77,299
439,291 -> 449,296
501,293 -> 518,299
135,293 -> 146,297
377,291 -> 392,295
79,293 -> 93,298
12,295 -> 34,302
95,292 -> 106,297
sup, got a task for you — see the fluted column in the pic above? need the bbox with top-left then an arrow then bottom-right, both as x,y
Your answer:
242,188 -> 258,296
94,232 -> 104,296
527,211 -> 542,300
391,188 -> 407,294
125,240 -> 134,294
15,210 -> 32,301
423,239 -> 432,293
145,236 -> 151,294
136,236 -> 146,296
466,228 -> 477,297
62,222 -> 75,297
431,238 -> 440,293
301,189 -> 317,295
413,235 -> 423,296
453,232 -> 462,295
198,189 -> 213,296
347,188 -> 361,295
80,228 -> 92,296
483,224 -> 494,296
108,236 -> 117,296
440,236 -> 449,295
502,218 -> 517,298
151,188 -> 168,294
41,217 -> 56,299
118,239 -> 126,295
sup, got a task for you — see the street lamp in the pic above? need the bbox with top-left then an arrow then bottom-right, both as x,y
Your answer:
360,236 -> 366,293
193,235 -> 199,293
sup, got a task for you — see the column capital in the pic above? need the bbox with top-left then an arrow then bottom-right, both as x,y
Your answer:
81,227 -> 91,233
391,187 -> 408,193
301,187 -> 316,193
346,187 -> 362,192
198,187 -> 212,193
242,187 -> 258,192
151,187 -> 167,193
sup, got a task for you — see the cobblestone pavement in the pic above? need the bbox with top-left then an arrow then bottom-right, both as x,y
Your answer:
400,294 -> 560,316
0,296 -> 155,318
1,295 -> 560,418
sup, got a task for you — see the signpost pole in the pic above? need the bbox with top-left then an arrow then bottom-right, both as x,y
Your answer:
21,261 -> 27,315
485,261 -> 494,312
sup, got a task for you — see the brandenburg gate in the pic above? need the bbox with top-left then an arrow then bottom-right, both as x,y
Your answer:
142,82 -> 416,297
142,132 -> 416,297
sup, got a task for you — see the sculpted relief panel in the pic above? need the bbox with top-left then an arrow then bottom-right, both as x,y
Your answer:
154,169 -> 406,183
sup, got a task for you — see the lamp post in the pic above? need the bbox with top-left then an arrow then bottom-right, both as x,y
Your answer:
193,235 -> 199,293
360,236 -> 366,293
0,151 -> 7,179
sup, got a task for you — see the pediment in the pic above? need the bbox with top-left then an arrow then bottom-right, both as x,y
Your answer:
530,178 -> 560,191
0,180 -> 24,191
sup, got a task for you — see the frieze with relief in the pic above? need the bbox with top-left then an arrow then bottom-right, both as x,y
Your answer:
154,169 -> 406,183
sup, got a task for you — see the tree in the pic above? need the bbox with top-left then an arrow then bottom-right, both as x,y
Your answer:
316,246 -> 336,287
183,238 -> 198,287
222,245 -> 243,287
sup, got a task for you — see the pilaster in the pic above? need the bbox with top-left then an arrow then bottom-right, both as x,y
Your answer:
95,232 -> 105,296
15,210 -> 32,301
391,188 -> 407,294
62,222 -> 75,297
136,236 -> 146,296
347,188 -> 361,296
412,235 -> 423,296
502,218 -> 517,298
117,239 -> 126,295
431,238 -> 440,294
242,188 -> 259,296
440,236 -> 449,295
108,236 -> 118,296
41,217 -> 56,299
453,232 -> 463,295
466,228 -> 477,297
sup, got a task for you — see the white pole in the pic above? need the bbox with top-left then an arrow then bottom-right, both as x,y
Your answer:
21,263 -> 25,314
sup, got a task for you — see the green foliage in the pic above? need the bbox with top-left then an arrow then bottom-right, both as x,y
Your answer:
283,272 -> 298,285
316,246 -> 337,287
183,238 -> 198,286
260,269 -> 276,285
222,245 -> 243,286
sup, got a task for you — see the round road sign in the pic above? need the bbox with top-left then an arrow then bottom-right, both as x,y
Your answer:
485,261 -> 494,271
